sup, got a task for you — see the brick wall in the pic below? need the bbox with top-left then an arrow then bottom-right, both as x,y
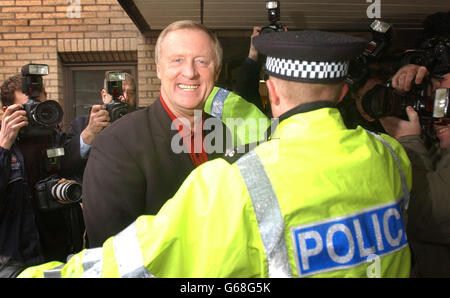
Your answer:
0,0 -> 161,119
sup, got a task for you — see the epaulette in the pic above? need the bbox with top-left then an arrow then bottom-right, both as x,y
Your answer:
222,142 -> 260,164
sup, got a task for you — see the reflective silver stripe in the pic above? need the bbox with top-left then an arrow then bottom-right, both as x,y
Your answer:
113,221 -> 153,278
43,264 -> 64,278
236,150 -> 293,277
366,131 -> 410,211
210,88 -> 230,119
81,247 -> 103,278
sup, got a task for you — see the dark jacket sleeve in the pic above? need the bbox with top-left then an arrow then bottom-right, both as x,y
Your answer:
399,135 -> 450,245
82,123 -> 145,248
0,147 -> 12,205
59,116 -> 88,181
235,58 -> 263,111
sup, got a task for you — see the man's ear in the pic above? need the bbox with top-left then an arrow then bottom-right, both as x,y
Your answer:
266,79 -> 280,107
337,83 -> 349,103
156,63 -> 161,80
101,89 -> 109,104
214,64 -> 222,82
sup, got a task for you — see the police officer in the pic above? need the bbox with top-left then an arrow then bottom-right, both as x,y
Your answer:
19,30 -> 412,278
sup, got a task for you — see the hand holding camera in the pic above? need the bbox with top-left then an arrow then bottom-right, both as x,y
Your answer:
0,104 -> 28,150
19,63 -> 64,137
391,64 -> 430,92
35,175 -> 82,211
81,104 -> 111,146
380,106 -> 422,139
102,71 -> 135,123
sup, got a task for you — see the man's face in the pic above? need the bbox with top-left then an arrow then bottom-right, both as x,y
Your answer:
433,73 -> 450,148
13,89 -> 47,105
122,82 -> 136,107
156,28 -> 220,117
102,80 -> 136,107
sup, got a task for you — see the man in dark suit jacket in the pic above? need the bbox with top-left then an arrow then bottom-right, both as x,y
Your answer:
62,72 -> 136,180
82,20 -> 233,247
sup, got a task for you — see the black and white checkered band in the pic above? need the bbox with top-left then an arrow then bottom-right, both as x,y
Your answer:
265,57 -> 349,81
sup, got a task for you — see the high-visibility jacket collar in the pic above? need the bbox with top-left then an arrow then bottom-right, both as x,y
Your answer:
267,101 -> 348,140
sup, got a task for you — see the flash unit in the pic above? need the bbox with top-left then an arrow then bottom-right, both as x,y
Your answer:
108,72 -> 126,82
370,20 -> 391,34
266,1 -> 279,9
433,88 -> 450,118
22,64 -> 49,76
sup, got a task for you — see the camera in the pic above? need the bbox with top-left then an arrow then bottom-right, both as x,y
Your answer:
103,71 -> 134,122
359,35 -> 450,122
20,63 -> 63,137
401,37 -> 450,75
346,20 -> 393,88
35,175 -> 82,211
260,1 -> 284,34
360,79 -> 450,121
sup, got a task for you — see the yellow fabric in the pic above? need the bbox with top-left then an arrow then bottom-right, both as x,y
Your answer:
18,261 -> 64,278
18,107 -> 412,278
205,87 -> 270,146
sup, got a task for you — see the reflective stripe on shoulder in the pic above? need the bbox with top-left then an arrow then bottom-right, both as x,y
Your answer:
236,150 -> 293,278
81,247 -> 103,277
366,131 -> 410,211
43,264 -> 64,278
113,221 -> 154,278
210,88 -> 230,119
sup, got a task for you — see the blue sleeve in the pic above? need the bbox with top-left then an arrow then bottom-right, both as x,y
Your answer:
79,135 -> 92,159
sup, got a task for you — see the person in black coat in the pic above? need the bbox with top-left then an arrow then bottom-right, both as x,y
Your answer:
82,20 -> 233,247
0,75 -> 84,277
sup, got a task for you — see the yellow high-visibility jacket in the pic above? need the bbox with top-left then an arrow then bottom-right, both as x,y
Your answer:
19,106 -> 412,278
205,87 -> 270,147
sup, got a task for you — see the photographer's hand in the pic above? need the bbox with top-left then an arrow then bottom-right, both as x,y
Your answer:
0,104 -> 28,150
392,64 -> 429,92
81,105 -> 110,145
380,106 -> 421,140
248,26 -> 262,61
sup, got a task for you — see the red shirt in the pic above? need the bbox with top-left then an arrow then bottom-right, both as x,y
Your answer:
159,94 -> 208,167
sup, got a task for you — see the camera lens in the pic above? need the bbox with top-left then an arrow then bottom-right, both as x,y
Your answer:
51,181 -> 82,203
32,100 -> 63,127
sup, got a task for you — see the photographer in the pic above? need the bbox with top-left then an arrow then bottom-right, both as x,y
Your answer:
380,65 -> 450,277
63,71 -> 136,180
0,71 -> 83,277
235,2 -> 286,116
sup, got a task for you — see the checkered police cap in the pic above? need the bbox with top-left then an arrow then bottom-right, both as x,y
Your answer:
254,30 -> 366,83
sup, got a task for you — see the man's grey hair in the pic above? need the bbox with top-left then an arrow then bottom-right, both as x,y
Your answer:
154,20 -> 223,73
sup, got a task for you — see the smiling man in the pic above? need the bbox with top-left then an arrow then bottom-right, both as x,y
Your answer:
81,20 -> 232,248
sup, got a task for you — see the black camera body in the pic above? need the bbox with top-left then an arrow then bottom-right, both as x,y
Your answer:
103,71 -> 134,122
35,175 -> 82,211
360,35 -> 450,123
361,79 -> 450,121
260,1 -> 284,35
401,37 -> 450,76
20,64 -> 63,137
346,20 -> 393,88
